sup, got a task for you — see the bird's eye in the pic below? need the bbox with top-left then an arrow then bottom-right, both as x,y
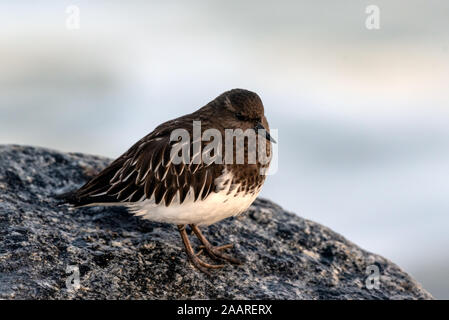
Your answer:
236,113 -> 247,121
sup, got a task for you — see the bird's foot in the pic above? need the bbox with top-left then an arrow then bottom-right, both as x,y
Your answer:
189,224 -> 243,264
196,243 -> 234,256
196,242 -> 243,265
185,248 -> 225,274
177,224 -> 225,274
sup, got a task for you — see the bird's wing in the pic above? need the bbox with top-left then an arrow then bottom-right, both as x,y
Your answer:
69,123 -> 221,207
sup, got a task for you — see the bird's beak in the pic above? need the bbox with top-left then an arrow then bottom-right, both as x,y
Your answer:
254,122 -> 276,144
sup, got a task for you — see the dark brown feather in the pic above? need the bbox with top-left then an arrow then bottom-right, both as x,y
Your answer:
179,184 -> 190,204
144,175 -> 157,199
164,187 -> 177,206
153,184 -> 166,205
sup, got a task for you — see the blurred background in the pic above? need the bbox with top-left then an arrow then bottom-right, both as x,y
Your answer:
1,0 -> 448,298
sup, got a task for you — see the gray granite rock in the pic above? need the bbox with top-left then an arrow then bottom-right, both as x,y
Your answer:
0,145 -> 432,299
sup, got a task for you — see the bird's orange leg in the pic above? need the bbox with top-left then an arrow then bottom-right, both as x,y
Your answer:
177,225 -> 224,273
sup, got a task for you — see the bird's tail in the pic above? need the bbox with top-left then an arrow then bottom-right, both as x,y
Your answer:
52,190 -> 78,206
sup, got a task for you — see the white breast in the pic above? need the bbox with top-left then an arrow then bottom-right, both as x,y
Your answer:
127,169 -> 261,226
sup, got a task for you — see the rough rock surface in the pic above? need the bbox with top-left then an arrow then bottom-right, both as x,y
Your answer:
0,145 -> 432,299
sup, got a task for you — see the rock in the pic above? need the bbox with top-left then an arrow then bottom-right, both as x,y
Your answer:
0,145 -> 432,299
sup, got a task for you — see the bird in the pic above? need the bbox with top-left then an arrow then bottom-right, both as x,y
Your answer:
63,88 -> 275,273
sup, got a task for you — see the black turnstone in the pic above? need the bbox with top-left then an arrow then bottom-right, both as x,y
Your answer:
64,89 -> 275,272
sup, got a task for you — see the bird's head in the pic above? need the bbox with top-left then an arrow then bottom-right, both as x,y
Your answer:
217,88 -> 276,143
